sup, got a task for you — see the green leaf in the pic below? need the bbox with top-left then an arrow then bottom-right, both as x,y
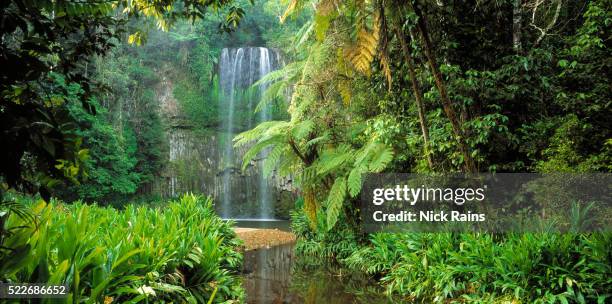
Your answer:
241,136 -> 283,171
326,177 -> 346,231
263,144 -> 284,177
314,13 -> 331,41
317,147 -> 352,175
207,287 -> 218,304
112,249 -> 143,271
347,167 -> 362,197
291,119 -> 315,140
368,145 -> 394,172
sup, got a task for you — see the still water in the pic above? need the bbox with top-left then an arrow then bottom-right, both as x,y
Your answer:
232,219 -> 292,231
241,243 -> 398,304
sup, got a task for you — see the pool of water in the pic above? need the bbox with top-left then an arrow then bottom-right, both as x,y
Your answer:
242,243 -> 398,303
230,219 -> 292,231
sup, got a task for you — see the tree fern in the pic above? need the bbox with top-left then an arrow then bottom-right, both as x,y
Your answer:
234,3 -> 399,233
303,188 -> 318,230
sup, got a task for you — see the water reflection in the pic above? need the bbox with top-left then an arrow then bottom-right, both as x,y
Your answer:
243,243 -> 297,303
242,243 -> 397,303
233,219 -> 292,231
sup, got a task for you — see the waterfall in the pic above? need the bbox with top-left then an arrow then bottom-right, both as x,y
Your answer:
257,47 -> 273,219
218,47 -> 281,219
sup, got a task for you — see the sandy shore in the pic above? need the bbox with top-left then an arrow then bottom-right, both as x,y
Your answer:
234,228 -> 296,251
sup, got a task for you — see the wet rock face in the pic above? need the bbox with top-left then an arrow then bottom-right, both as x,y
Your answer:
153,49 -> 295,219
159,127 -> 294,219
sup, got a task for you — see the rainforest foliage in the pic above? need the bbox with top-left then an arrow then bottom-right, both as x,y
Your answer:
0,0 -> 611,303
1,1 -> 253,303
235,0 -> 611,302
239,0 -> 611,233
0,0 -> 254,201
1,194 -> 244,303
291,211 -> 611,303
1,0 -> 298,203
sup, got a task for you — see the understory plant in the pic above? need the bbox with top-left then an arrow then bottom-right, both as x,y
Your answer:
0,194 -> 244,303
293,212 -> 611,304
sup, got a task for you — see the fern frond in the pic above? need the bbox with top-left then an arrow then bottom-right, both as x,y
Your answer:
379,52 -> 392,90
368,144 -> 394,172
316,146 -> 353,175
253,61 -> 304,86
345,11 -> 381,76
278,152 -> 299,177
234,129 -> 264,148
263,144 -> 285,177
234,121 -> 284,147
262,121 -> 291,139
301,166 -> 319,186
291,119 -> 315,140
241,135 -> 284,171
293,21 -> 314,48
255,80 -> 286,113
338,80 -> 352,106
347,166 -> 363,197
345,32 -> 377,75
354,140 -> 377,167
281,0 -> 300,23
305,133 -> 329,148
326,176 -> 346,231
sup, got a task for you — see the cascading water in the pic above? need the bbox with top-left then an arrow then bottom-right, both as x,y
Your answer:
219,47 -> 281,219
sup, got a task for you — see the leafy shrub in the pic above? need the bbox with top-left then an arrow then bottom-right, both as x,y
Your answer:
346,232 -> 611,303
0,194 -> 244,303
291,210 -> 361,263
292,208 -> 611,303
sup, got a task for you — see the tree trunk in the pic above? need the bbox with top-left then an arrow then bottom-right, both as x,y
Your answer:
513,0 -> 522,52
412,3 -> 477,173
393,23 -> 434,170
